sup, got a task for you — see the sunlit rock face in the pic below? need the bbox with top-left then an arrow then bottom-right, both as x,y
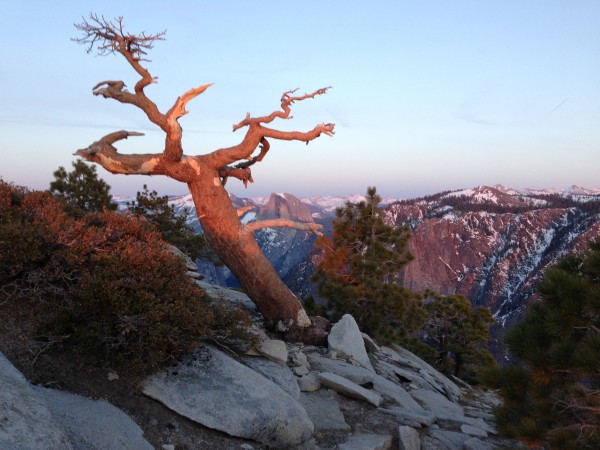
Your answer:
386,185 -> 600,358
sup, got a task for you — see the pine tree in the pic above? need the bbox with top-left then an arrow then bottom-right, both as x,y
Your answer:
127,184 -> 213,261
50,159 -> 117,215
311,186 -> 425,343
482,241 -> 600,449
422,292 -> 496,382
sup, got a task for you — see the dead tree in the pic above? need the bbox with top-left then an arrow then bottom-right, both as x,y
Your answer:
73,15 -> 334,339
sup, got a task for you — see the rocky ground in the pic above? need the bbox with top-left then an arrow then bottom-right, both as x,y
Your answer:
1,260 -> 525,449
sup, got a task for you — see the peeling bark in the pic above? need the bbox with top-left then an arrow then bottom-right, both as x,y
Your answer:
73,15 -> 334,332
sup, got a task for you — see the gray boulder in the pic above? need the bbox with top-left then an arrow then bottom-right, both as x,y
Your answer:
410,388 -> 464,418
382,345 -> 462,401
143,345 -> 313,447
34,386 -> 152,450
328,314 -> 375,372
398,425 -> 421,450
299,390 -> 351,432
1,352 -> 151,450
0,353 -> 72,450
308,354 -> 423,410
423,429 -> 469,450
240,355 -> 300,399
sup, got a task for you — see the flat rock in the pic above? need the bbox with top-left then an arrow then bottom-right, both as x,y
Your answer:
436,414 -> 497,435
398,426 -> 421,450
240,355 -> 300,399
328,314 -> 375,372
383,345 -> 462,401
318,372 -> 382,407
337,433 -> 393,450
0,353 -> 73,450
194,280 -> 257,311
35,386 -> 153,450
423,429 -> 468,450
257,338 -> 288,366
410,388 -> 464,418
460,424 -> 488,438
464,437 -> 495,450
307,354 -> 423,410
379,407 -> 436,427
143,345 -> 313,448
299,390 -> 350,432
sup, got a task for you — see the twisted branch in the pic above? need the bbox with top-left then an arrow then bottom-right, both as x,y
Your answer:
242,219 -> 323,237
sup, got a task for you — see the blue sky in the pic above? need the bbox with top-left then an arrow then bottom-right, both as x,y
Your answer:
1,1 -> 598,199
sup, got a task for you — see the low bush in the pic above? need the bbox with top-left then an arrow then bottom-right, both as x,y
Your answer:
0,181 -> 214,373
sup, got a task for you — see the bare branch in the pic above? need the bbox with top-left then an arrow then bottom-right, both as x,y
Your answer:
167,83 -> 214,121
236,206 -> 256,218
218,167 -> 253,187
233,87 -> 332,131
73,14 -> 165,61
208,92 -> 335,172
242,219 -> 323,237
218,137 -> 270,187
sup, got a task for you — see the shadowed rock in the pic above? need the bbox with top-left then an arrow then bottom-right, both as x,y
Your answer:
143,345 -> 313,447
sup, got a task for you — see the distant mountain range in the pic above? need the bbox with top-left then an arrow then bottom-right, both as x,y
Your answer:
134,184 -> 600,359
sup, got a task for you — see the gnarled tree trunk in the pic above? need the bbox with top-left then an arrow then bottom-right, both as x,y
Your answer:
72,15 -> 334,333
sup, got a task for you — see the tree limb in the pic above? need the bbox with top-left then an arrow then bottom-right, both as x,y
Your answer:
206,91 -> 335,170
236,206 -> 256,217
232,87 -> 332,131
242,219 -> 323,237
218,137 -> 270,186
73,130 -> 198,182
75,15 -> 212,163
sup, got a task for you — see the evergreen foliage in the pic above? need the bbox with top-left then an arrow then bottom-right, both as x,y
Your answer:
49,159 -> 117,215
421,292 -> 496,382
311,186 -> 426,343
482,241 -> 600,449
0,180 -> 214,373
127,184 -> 214,261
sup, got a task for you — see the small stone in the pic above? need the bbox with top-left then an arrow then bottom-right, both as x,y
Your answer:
337,433 -> 393,450
318,372 -> 382,407
293,365 -> 309,376
150,418 -> 159,426
398,426 -> 420,450
291,351 -> 310,369
107,371 -> 119,381
240,444 -> 255,450
297,373 -> 321,392
161,445 -> 175,450
464,437 -> 494,450
257,339 -> 288,366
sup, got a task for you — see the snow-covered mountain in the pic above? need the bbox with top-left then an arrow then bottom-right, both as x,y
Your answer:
386,185 -> 600,358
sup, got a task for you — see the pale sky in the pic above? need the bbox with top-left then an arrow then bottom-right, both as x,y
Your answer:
1,1 -> 598,199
